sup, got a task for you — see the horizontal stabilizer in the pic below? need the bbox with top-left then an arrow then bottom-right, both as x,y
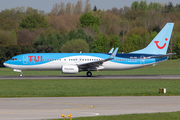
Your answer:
150,53 -> 176,58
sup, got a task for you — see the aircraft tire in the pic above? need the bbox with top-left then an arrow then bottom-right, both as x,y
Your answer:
86,71 -> 92,77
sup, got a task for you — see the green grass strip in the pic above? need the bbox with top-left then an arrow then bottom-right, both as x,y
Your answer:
53,111 -> 180,120
0,79 -> 180,97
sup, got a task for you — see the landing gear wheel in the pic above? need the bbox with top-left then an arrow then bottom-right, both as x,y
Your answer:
20,73 -> 23,77
86,71 -> 92,77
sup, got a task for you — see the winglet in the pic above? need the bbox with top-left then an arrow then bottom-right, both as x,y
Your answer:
109,48 -> 114,53
110,48 -> 118,58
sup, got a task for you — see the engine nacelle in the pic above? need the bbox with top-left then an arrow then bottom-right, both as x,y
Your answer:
62,65 -> 79,74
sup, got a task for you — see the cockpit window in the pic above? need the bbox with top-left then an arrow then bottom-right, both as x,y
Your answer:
11,58 -> 17,61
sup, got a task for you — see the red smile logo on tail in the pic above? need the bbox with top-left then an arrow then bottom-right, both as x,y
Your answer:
154,38 -> 168,49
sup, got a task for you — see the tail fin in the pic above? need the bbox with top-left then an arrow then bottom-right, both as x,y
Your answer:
131,23 -> 174,55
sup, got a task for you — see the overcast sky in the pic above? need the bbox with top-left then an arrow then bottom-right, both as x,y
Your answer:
0,0 -> 180,13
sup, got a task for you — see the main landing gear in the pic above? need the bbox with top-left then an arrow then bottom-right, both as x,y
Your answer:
86,71 -> 92,77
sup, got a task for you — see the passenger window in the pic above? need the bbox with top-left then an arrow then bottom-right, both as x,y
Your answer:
11,58 -> 17,61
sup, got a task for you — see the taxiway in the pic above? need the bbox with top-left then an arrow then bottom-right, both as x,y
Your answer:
0,75 -> 180,79
1,96 -> 180,120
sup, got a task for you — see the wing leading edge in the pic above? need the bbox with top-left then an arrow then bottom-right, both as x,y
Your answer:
78,48 -> 118,70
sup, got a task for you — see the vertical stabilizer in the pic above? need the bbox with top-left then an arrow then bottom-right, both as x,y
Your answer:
131,23 -> 174,55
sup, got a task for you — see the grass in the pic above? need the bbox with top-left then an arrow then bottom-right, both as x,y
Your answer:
0,59 -> 180,76
0,79 -> 180,97
53,111 -> 180,120
1,60 -> 179,119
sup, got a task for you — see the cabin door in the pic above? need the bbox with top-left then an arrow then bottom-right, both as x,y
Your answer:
140,55 -> 145,64
23,55 -> 28,64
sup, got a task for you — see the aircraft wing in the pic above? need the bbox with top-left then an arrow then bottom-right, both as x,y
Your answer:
150,53 -> 176,58
78,58 -> 113,69
78,48 -> 118,69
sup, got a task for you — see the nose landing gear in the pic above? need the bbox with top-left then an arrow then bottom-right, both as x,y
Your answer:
20,73 -> 23,77
86,71 -> 92,77
13,69 -> 23,77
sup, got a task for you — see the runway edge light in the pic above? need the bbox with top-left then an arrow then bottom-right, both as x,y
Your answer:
68,114 -> 72,120
61,114 -> 65,120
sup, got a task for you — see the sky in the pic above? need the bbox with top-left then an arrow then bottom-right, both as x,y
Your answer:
0,0 -> 180,13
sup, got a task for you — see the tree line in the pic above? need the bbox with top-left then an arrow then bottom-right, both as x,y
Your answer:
0,0 -> 180,67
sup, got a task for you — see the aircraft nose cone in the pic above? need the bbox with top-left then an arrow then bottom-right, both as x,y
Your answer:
3,60 -> 10,67
3,62 -> 7,67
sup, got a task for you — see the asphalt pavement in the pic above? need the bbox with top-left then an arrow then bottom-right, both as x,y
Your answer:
1,96 -> 180,120
0,75 -> 180,79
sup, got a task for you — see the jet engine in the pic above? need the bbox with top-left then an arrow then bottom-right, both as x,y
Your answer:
62,65 -> 79,74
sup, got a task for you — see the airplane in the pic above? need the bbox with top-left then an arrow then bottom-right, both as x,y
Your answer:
3,23 -> 176,77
